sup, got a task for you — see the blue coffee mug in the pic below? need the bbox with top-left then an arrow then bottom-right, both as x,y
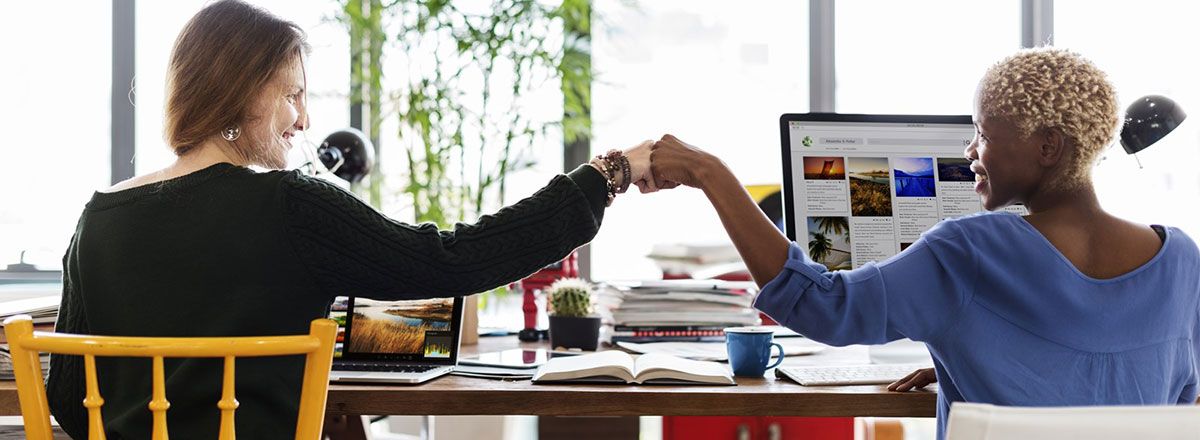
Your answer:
725,327 -> 784,377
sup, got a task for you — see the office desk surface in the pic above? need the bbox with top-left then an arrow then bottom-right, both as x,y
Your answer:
325,335 -> 937,418
0,336 -> 937,418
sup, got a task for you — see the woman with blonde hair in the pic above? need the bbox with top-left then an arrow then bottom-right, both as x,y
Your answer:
48,1 -> 655,438
649,47 -> 1200,439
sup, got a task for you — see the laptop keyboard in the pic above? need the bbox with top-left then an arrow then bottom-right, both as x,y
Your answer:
336,363 -> 441,373
777,363 -> 931,386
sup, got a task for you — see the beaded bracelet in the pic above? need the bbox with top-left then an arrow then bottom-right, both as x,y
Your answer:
606,149 -> 632,194
589,149 -> 632,206
588,157 -> 618,207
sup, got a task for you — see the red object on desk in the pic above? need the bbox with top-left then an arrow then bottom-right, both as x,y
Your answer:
522,252 -> 578,292
517,253 -> 578,339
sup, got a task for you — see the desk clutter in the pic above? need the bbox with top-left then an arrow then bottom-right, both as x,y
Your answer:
531,350 -> 735,385
598,279 -> 760,344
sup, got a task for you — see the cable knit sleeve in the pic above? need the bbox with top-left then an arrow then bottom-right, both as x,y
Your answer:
283,165 -> 607,300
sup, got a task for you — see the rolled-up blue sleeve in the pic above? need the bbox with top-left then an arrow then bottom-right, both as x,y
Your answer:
753,220 -> 978,346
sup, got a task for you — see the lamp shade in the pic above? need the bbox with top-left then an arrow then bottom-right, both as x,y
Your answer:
318,128 -> 374,183
1120,95 -> 1187,154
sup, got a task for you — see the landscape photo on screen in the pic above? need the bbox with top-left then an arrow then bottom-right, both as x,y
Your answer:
892,157 -> 936,197
347,298 -> 454,355
936,157 -> 975,182
802,156 -> 846,180
847,157 -> 893,216
806,216 -> 852,271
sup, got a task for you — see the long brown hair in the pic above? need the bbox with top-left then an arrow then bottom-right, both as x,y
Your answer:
164,0 -> 310,157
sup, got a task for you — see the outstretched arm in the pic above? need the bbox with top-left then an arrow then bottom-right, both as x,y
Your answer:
288,141 -> 656,300
650,134 -> 790,288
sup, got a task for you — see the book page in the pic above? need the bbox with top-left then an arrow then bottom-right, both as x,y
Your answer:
633,353 -> 734,385
532,351 -> 635,383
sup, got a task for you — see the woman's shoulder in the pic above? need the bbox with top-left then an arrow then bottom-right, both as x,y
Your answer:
1162,225 -> 1200,261
275,169 -> 356,197
922,210 -> 1025,241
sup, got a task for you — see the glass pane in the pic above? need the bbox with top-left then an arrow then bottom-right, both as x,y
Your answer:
0,1 -> 112,269
591,0 -> 809,280
1056,0 -> 1200,235
134,1 -> 350,175
836,0 -> 1020,115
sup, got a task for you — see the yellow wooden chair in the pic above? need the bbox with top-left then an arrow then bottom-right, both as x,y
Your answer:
2,315 -> 337,440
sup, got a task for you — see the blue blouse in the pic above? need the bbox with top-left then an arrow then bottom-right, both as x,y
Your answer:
754,211 -> 1200,439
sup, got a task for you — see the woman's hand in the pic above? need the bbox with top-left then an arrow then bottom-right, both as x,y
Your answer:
649,134 -> 725,191
887,368 -> 937,391
623,140 -> 658,193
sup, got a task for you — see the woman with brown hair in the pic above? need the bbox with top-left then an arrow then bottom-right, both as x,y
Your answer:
48,1 -> 654,438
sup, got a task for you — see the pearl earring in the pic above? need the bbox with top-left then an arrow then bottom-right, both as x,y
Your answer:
222,125 -> 241,141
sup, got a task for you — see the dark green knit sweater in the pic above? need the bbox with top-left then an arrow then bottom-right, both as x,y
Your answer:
47,163 -> 607,439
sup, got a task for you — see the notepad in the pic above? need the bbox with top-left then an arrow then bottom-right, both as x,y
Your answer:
531,351 -> 735,385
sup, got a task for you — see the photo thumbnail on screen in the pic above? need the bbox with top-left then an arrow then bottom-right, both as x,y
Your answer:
423,331 -> 454,359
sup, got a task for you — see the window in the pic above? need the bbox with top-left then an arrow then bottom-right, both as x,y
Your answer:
0,2 -> 112,269
835,0 -> 1020,115
590,0 -> 810,281
1056,0 -> 1200,236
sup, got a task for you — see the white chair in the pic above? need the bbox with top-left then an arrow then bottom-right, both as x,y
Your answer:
946,402 -> 1200,439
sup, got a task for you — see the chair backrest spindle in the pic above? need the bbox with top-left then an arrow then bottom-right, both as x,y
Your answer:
82,355 -> 106,440
217,356 -> 238,440
149,356 -> 170,440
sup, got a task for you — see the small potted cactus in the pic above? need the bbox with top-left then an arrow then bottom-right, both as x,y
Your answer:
547,278 -> 601,351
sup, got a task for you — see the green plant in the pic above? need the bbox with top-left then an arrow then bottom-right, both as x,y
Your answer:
808,231 -> 832,263
814,216 -> 849,236
337,0 -> 595,226
548,278 -> 593,318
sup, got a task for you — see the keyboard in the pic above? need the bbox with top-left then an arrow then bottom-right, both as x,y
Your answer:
776,363 -> 931,386
334,363 -> 440,373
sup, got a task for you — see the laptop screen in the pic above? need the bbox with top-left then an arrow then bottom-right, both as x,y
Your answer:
779,113 -> 1026,270
333,296 -> 464,364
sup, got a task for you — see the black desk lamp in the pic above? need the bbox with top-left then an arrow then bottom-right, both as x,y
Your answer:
312,128 -> 375,183
1120,95 -> 1188,167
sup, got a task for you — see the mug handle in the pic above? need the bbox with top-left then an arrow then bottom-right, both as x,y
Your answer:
765,342 -> 785,370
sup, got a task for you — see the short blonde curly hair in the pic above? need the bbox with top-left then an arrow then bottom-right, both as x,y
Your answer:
978,47 -> 1120,189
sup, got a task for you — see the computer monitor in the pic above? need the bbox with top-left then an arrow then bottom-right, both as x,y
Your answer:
779,113 -> 1025,271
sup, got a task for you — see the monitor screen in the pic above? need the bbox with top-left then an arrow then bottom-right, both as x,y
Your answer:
780,114 -> 1025,271
333,296 -> 462,363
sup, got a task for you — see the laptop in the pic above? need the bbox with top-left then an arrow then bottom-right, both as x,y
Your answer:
328,296 -> 464,384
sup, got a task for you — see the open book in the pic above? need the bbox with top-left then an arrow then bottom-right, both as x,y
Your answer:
531,351 -> 734,385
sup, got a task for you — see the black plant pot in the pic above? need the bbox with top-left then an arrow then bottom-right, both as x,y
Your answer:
548,316 -> 601,351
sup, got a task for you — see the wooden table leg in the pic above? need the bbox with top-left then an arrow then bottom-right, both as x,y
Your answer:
323,414 -> 371,440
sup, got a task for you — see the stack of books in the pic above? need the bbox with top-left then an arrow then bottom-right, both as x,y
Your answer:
0,294 -> 60,380
599,280 -> 759,343
646,242 -> 748,280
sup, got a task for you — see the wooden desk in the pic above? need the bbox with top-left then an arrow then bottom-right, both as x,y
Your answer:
325,336 -> 937,418
0,336 -> 937,419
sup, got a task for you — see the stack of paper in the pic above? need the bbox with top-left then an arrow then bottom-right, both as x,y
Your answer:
0,349 -> 51,381
0,294 -> 60,380
647,242 -> 748,279
599,280 -> 760,343
0,295 -> 60,327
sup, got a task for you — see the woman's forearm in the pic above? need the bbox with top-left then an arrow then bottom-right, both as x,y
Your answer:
699,163 -> 792,288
